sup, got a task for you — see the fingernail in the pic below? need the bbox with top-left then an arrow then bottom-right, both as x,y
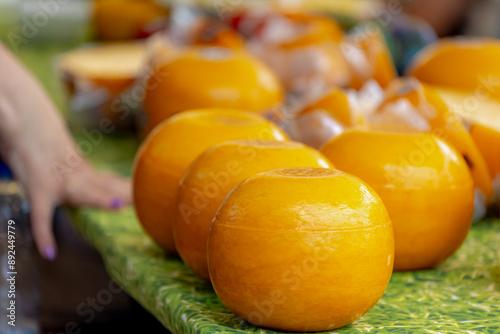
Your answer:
110,198 -> 124,209
44,246 -> 57,261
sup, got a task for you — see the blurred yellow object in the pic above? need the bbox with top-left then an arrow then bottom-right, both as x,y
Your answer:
433,87 -> 500,179
143,46 -> 284,130
407,38 -> 500,101
58,42 -> 147,96
93,0 -> 168,40
471,124 -> 500,180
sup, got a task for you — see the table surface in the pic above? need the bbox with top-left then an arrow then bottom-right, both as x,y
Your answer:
74,203 -> 500,334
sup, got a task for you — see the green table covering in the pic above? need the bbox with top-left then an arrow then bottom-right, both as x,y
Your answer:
74,206 -> 500,333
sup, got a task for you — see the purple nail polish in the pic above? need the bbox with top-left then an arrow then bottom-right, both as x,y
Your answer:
44,246 -> 57,261
110,198 -> 124,209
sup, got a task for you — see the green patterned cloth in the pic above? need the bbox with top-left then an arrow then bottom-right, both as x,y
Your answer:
74,207 -> 500,334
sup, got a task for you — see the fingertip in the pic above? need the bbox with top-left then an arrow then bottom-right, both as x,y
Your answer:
43,245 -> 57,261
34,241 -> 57,261
30,196 -> 57,261
110,197 -> 124,210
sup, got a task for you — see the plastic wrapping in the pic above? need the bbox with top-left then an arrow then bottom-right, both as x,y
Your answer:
282,110 -> 345,149
227,8 -> 350,96
340,28 -> 397,90
166,6 -> 245,49
277,81 -> 383,149
250,41 -> 350,96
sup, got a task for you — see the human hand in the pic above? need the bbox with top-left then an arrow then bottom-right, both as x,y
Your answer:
0,43 -> 131,261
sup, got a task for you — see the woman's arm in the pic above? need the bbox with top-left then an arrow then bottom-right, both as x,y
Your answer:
0,43 -> 131,260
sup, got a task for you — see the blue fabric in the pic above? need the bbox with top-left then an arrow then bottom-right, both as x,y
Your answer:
377,14 -> 438,74
0,160 -> 13,179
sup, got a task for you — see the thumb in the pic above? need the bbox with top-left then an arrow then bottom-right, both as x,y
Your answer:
30,192 -> 57,261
